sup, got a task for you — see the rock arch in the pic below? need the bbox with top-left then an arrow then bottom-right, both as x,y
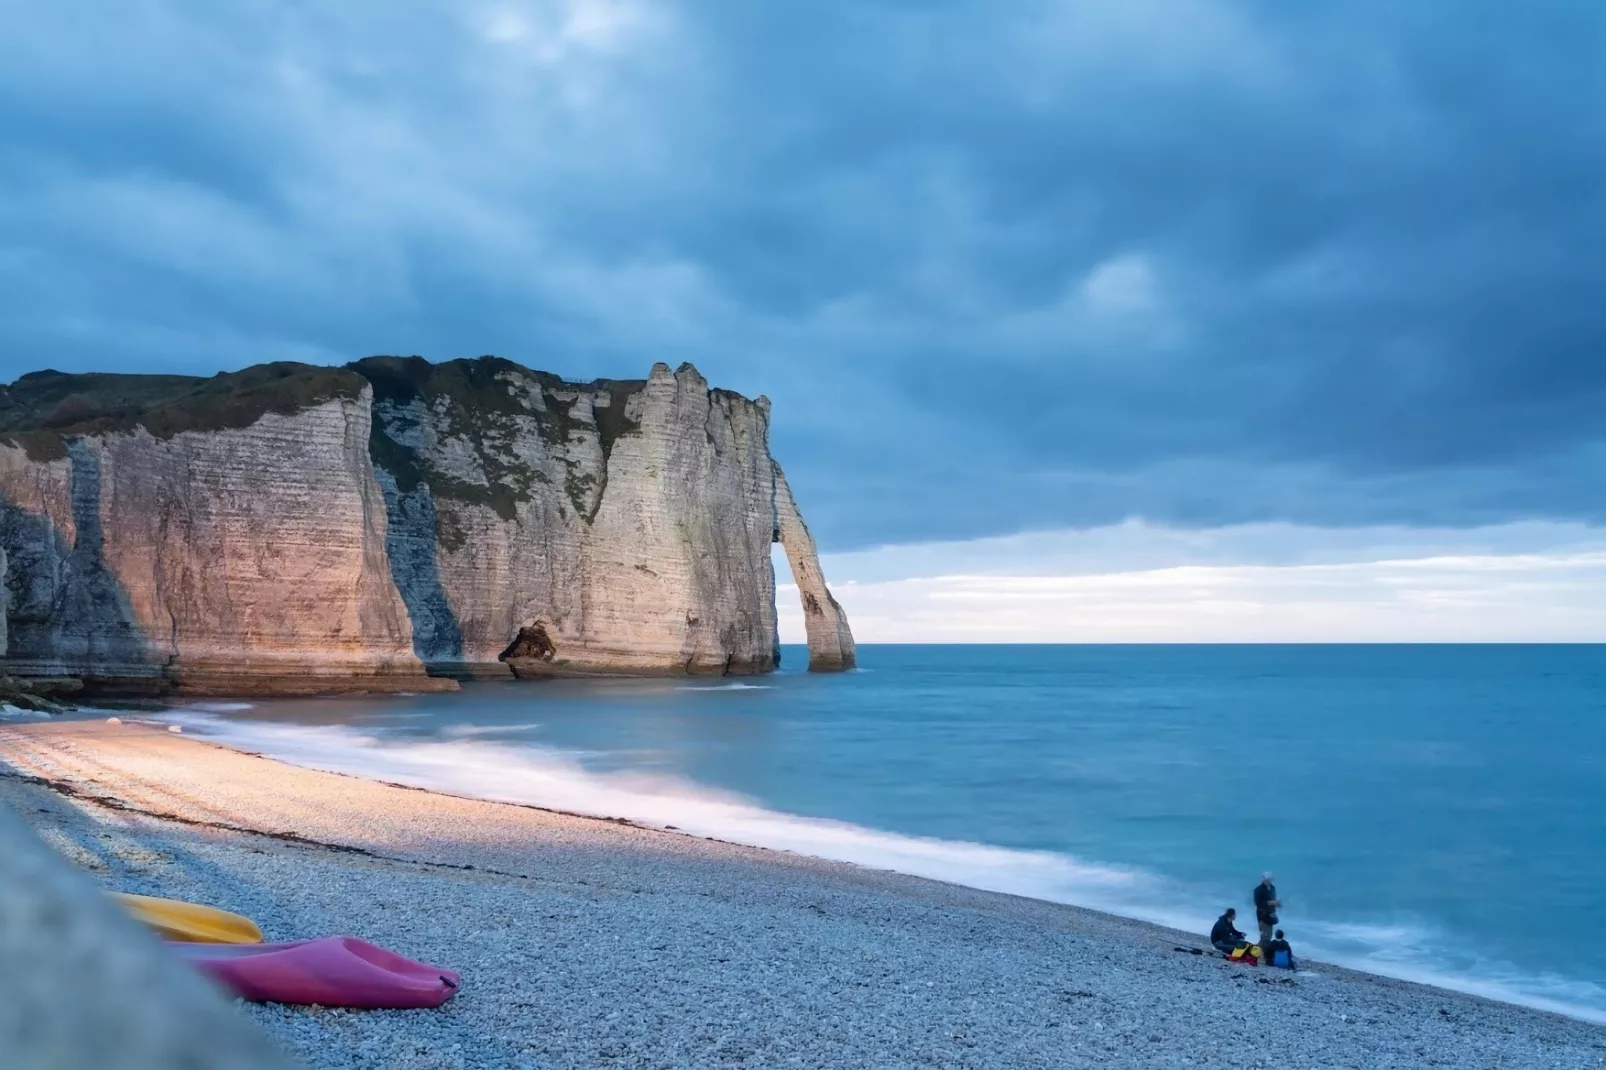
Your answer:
772,463 -> 855,672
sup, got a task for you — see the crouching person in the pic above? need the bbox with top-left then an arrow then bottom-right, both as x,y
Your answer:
1210,908 -> 1247,954
1265,929 -> 1297,970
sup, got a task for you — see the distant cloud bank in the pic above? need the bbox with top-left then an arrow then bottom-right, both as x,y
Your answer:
778,522 -> 1606,642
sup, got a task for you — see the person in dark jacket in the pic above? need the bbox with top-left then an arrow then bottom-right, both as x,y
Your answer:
1264,929 -> 1296,970
1210,908 -> 1246,954
1253,872 -> 1280,949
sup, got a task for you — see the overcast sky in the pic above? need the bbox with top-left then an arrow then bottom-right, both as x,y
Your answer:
4,2 -> 1603,638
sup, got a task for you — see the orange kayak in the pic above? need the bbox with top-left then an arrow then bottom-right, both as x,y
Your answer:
112,892 -> 264,944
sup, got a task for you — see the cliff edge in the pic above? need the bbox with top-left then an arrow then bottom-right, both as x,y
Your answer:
0,358 -> 853,694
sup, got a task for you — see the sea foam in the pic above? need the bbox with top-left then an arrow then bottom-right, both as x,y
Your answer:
158,709 -> 1153,909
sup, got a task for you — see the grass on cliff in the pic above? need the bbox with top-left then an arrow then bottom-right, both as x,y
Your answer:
0,364 -> 367,461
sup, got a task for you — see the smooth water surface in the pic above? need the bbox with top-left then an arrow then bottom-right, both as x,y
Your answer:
163,645 -> 1606,1022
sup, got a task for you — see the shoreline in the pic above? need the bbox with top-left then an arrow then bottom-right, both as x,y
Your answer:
146,700 -> 1606,1029
3,719 -> 1603,1069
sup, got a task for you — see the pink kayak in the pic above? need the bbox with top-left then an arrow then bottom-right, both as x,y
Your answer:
177,936 -> 460,1009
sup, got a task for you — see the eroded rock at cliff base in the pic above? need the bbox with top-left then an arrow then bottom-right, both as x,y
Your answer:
774,463 -> 856,672
500,621 -> 559,678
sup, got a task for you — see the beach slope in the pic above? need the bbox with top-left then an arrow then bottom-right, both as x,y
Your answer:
2,720 -> 1601,1069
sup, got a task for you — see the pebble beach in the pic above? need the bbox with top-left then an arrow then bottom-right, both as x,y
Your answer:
2,719 -> 1602,1070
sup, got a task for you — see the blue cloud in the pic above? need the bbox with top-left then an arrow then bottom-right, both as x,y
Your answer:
3,1 -> 1604,548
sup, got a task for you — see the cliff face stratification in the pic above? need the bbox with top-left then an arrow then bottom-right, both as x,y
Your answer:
0,358 -> 853,693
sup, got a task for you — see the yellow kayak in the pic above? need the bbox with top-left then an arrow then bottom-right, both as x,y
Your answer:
112,892 -> 264,944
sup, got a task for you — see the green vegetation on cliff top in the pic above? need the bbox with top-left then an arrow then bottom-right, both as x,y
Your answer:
354,355 -> 647,522
0,357 -> 746,527
0,364 -> 366,461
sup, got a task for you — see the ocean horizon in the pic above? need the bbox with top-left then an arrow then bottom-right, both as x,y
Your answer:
150,642 -> 1606,1025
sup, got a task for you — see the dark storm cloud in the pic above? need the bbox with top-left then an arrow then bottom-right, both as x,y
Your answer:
3,0 -> 1604,548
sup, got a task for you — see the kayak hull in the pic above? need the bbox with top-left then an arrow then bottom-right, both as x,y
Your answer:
114,892 -> 264,944
178,936 -> 461,1009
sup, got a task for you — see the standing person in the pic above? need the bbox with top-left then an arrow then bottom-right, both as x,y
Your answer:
1253,872 -> 1279,949
1210,908 -> 1246,954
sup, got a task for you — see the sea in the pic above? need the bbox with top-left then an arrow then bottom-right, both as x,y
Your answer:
157,644 -> 1606,1024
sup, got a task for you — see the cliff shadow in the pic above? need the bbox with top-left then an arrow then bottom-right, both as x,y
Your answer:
0,440 -> 158,684
373,472 -> 465,670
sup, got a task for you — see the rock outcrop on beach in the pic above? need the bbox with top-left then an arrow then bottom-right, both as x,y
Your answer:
0,359 -> 853,694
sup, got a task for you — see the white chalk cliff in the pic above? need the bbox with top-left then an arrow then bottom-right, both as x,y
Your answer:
0,358 -> 854,694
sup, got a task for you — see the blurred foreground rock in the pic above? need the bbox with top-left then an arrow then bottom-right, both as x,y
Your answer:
0,803 -> 295,1069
